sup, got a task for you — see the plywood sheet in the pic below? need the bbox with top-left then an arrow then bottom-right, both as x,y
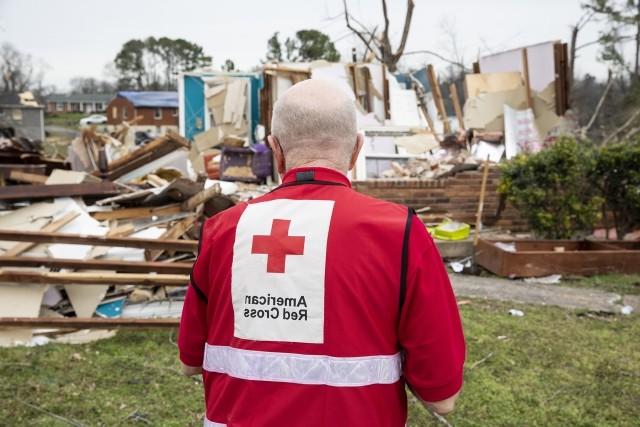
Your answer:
463,87 -> 527,131
479,41 -> 557,92
0,284 -> 46,347
65,284 -> 108,318
389,87 -> 423,127
465,72 -> 523,98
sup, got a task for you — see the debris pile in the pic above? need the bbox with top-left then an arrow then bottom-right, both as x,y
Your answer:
0,120 -> 270,346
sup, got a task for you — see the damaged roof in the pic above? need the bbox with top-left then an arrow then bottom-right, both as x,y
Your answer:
116,91 -> 178,108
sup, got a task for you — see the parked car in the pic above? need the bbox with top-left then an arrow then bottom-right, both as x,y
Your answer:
79,114 -> 107,126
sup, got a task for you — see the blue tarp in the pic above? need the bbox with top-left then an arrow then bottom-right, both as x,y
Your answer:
394,68 -> 430,91
117,91 -> 178,108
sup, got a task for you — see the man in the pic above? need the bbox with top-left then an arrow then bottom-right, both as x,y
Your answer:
179,79 -> 465,426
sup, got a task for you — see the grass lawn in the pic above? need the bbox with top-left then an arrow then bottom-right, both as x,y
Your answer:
44,112 -> 85,130
0,299 -> 637,426
563,274 -> 640,296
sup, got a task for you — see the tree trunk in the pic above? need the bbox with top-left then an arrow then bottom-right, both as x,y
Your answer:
569,25 -> 579,104
635,1 -> 640,79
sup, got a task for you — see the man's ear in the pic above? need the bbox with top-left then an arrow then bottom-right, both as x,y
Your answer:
348,133 -> 364,171
267,135 -> 286,175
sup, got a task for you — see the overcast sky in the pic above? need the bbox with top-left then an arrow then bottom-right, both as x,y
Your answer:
0,0 -> 611,91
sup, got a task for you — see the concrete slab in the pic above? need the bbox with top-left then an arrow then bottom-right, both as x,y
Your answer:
450,274 -> 631,314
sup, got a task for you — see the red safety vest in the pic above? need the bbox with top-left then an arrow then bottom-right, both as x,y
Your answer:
179,167 -> 465,427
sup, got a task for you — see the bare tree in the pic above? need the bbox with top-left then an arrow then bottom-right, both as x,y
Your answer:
0,43 -> 46,94
569,11 -> 595,90
342,0 -> 415,72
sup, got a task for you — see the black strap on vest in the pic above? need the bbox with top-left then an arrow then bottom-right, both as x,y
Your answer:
295,170 -> 316,181
399,207 -> 415,313
189,220 -> 208,303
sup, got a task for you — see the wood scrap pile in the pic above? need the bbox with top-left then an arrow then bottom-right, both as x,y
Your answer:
0,136 -> 67,184
399,41 -> 577,171
0,122 -> 272,346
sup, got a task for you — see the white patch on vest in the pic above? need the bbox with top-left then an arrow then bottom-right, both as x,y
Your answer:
231,199 -> 334,343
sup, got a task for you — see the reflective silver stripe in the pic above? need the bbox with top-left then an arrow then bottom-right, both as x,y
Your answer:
203,343 -> 401,387
204,418 -> 225,427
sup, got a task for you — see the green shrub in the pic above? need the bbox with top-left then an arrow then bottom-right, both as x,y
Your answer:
499,137 -> 603,239
590,140 -> 640,238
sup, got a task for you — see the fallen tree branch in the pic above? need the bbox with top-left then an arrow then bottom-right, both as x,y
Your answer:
603,108 -> 640,145
581,69 -> 613,137
403,50 -> 470,71
469,352 -> 494,370
16,398 -> 86,427
428,408 -> 454,427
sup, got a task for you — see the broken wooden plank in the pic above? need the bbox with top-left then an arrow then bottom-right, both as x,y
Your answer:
104,136 -> 170,172
0,256 -> 193,274
0,164 -> 48,179
166,129 -> 192,149
3,211 -> 81,257
145,215 -> 197,261
91,204 -> 182,221
0,317 -> 179,329
449,83 -> 465,131
105,142 -> 184,180
0,182 -> 119,201
105,223 -> 135,237
8,170 -> 48,184
426,64 -> 452,134
99,131 -> 190,181
181,184 -> 221,212
0,270 -> 189,286
0,229 -> 198,252
521,48 -> 533,109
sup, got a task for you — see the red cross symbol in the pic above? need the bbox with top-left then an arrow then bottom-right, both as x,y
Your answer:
251,219 -> 306,273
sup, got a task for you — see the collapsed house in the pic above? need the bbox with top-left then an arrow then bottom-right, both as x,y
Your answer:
0,40 -> 611,345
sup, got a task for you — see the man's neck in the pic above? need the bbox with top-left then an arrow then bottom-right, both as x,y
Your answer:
288,159 -> 347,174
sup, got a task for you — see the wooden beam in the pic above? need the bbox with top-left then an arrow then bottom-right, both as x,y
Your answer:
426,65 -> 452,134
0,317 -> 179,329
474,158 -> 491,246
0,256 -> 193,274
8,170 -> 48,184
103,136 -> 169,172
145,216 -> 197,261
0,229 -> 198,252
449,83 -> 465,130
91,204 -> 182,221
521,48 -> 533,109
104,142 -> 184,181
0,164 -> 48,179
0,270 -> 189,286
554,42 -> 570,115
3,211 -> 80,257
93,131 -> 189,180
382,66 -> 391,120
181,184 -> 220,212
0,182 -> 119,201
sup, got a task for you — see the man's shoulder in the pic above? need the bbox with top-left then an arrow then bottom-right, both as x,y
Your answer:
201,202 -> 248,237
249,184 -> 409,218
345,188 -> 410,216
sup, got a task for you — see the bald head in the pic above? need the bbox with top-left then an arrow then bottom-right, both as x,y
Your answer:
270,79 -> 359,172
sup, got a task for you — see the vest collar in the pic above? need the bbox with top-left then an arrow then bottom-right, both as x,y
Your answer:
281,167 -> 351,188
